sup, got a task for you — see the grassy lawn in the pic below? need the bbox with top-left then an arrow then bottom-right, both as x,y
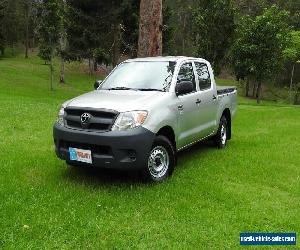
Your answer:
1,55 -> 300,249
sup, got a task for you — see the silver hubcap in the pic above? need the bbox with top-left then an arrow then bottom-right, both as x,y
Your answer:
148,146 -> 169,178
221,124 -> 227,145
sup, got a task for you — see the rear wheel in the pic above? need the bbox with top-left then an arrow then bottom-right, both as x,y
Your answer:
214,116 -> 228,149
142,135 -> 175,182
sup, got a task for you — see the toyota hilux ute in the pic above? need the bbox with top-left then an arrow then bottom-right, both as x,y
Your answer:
53,56 -> 237,182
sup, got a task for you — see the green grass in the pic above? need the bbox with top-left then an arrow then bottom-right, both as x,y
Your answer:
1,55 -> 300,249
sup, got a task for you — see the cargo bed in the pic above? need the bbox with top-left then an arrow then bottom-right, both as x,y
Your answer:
217,86 -> 237,95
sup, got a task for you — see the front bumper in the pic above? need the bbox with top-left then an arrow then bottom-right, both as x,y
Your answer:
53,123 -> 155,170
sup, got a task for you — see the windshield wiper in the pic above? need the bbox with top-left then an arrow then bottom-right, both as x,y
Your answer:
137,88 -> 165,92
105,87 -> 135,91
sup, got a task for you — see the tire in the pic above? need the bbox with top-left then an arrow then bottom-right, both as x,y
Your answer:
214,116 -> 228,149
142,135 -> 175,182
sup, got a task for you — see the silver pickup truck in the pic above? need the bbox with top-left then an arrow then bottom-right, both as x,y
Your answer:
53,56 -> 237,182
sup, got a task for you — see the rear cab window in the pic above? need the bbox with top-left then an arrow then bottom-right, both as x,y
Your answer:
194,62 -> 211,91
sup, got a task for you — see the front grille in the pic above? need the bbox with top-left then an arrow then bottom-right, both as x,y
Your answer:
60,140 -> 112,156
64,107 -> 118,132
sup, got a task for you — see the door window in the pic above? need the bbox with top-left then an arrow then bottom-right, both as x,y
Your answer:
176,62 -> 196,93
195,62 -> 211,90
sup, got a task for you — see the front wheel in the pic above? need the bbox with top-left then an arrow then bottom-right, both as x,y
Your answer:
142,135 -> 175,182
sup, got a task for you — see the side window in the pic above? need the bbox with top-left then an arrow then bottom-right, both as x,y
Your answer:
195,62 -> 211,90
176,62 -> 196,93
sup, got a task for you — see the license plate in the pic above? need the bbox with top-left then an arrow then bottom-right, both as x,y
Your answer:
69,147 -> 92,164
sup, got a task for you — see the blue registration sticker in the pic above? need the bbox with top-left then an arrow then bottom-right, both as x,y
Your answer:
69,147 -> 78,161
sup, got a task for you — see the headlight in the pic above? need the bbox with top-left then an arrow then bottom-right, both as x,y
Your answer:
57,107 -> 65,126
112,111 -> 148,131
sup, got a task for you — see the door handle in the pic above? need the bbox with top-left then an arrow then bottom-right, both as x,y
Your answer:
178,105 -> 183,111
196,99 -> 202,105
212,95 -> 217,100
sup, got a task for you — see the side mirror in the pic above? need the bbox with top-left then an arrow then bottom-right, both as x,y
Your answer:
94,80 -> 103,90
175,81 -> 194,96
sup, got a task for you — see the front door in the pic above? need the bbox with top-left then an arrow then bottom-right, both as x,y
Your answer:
176,62 -> 200,149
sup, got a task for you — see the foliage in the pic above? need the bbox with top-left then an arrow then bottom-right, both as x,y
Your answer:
36,0 -> 64,90
162,3 -> 174,55
192,0 -> 235,75
36,0 -> 64,61
65,0 -> 139,66
0,0 -> 5,56
284,31 -> 300,63
230,5 -> 291,102
37,45 -> 51,63
164,0 -> 196,56
1,0 -> 23,51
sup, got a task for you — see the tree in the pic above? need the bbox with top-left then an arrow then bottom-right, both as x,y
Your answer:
138,0 -> 162,57
37,0 -> 64,90
230,5 -> 291,103
21,0 -> 35,58
164,0 -> 195,56
66,0 -> 138,69
283,31 -> 300,103
1,0 -> 23,55
230,15 -> 253,96
0,0 -> 5,56
192,0 -> 235,75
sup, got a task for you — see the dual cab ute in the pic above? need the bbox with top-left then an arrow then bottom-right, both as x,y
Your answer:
53,57 -> 237,182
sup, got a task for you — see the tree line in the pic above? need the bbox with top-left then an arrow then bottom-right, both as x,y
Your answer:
0,0 -> 299,103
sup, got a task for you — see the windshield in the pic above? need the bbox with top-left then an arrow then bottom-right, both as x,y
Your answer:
100,61 -> 176,91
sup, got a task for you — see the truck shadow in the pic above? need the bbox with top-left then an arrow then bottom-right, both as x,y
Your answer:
62,139 -> 215,186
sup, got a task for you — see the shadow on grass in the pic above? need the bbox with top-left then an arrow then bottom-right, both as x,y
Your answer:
62,139 -> 216,187
62,165 -> 143,187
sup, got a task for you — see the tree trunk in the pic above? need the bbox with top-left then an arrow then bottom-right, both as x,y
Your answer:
31,36 -> 35,52
50,54 -> 54,91
112,24 -> 121,67
88,58 -> 93,76
245,78 -> 250,97
93,59 -> 97,72
11,43 -> 15,56
252,83 -> 256,97
182,13 -> 186,54
50,45 -> 54,91
294,85 -> 300,105
25,3 -> 29,58
60,57 -> 65,84
256,81 -> 262,104
289,63 -> 295,103
138,0 -> 163,57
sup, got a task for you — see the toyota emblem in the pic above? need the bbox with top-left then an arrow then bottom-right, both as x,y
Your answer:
81,113 -> 91,124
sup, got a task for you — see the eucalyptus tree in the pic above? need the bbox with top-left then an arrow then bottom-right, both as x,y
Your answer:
138,0 -> 163,57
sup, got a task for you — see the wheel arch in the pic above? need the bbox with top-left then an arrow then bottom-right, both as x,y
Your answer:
156,126 -> 177,151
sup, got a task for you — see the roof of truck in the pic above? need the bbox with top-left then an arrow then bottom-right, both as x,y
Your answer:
125,56 -> 208,64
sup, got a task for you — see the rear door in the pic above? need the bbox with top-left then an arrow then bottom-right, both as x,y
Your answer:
194,61 -> 218,137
